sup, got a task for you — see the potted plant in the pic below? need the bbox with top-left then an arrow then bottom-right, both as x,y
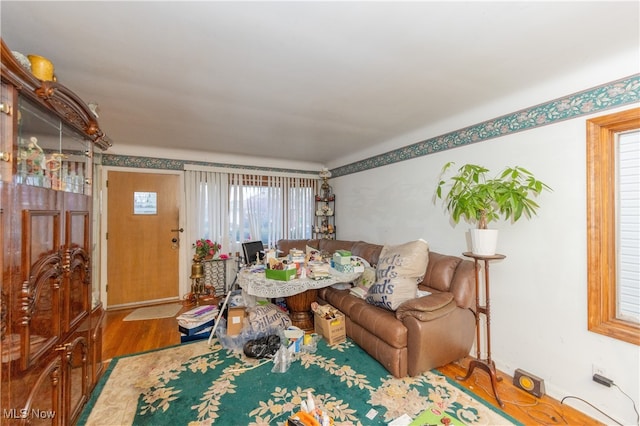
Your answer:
193,238 -> 221,260
435,162 -> 552,255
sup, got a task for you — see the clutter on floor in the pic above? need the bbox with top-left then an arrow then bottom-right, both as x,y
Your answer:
177,304 -> 219,342
312,303 -> 346,345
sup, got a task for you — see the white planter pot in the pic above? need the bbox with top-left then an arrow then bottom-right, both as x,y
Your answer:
469,228 -> 499,256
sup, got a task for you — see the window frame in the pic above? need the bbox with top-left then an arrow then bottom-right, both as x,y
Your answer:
586,107 -> 640,346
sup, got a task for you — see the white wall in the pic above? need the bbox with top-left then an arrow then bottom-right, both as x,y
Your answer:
331,63 -> 640,425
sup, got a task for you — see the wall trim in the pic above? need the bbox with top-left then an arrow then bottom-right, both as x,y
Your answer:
101,74 -> 639,178
332,74 -> 640,177
101,154 -> 319,176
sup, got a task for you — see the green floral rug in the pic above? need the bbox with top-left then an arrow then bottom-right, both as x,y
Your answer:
79,338 -> 520,425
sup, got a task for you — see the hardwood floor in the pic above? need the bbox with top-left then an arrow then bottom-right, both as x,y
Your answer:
438,361 -> 603,425
103,305 -> 187,360
102,302 -> 602,425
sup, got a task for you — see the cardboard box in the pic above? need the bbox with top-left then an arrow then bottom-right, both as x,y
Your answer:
335,263 -> 365,274
265,268 -> 296,281
334,263 -> 354,273
227,306 -> 246,336
333,253 -> 352,265
314,310 -> 346,345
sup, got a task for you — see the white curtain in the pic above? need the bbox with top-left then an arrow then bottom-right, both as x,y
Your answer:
229,173 -> 317,249
285,176 -> 317,240
187,167 -> 317,256
185,170 -> 230,257
229,173 -> 284,249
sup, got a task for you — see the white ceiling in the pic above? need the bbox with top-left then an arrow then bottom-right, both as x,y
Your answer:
1,1 -> 638,166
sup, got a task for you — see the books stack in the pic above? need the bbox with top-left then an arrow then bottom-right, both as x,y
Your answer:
289,249 -> 305,264
349,286 -> 368,299
177,305 -> 219,342
309,263 -> 330,280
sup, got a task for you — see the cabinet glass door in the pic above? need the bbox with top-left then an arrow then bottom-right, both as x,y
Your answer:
16,97 -> 60,189
16,98 -> 92,195
61,123 -> 92,196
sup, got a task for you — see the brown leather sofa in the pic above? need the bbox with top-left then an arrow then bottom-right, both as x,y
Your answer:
276,239 -> 477,378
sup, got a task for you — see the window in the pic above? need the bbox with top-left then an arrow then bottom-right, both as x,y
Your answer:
185,168 -> 317,257
617,131 -> 640,323
586,107 -> 640,345
228,174 -> 317,247
229,176 -> 285,245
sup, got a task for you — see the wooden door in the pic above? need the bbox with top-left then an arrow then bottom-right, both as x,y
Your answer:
107,171 -> 180,306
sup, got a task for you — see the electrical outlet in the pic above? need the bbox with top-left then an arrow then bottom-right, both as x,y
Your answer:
592,364 -> 607,377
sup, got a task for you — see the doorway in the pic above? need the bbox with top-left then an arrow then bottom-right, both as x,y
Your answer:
105,170 -> 183,308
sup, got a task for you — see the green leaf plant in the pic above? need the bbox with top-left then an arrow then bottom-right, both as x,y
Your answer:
435,162 -> 552,229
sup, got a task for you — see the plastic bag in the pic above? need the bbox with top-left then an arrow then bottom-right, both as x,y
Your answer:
243,334 -> 281,359
271,345 -> 292,373
300,333 -> 320,353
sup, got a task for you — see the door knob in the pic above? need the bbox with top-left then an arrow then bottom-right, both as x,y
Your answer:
171,228 -> 184,233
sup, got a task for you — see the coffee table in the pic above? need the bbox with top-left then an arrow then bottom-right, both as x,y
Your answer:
237,266 -> 361,330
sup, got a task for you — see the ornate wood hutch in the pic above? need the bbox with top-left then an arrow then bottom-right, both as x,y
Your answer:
0,39 -> 111,425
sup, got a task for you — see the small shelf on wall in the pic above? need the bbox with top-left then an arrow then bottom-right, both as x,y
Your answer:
313,194 -> 335,239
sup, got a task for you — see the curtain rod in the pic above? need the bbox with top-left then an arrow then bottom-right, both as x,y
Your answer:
184,164 -> 319,179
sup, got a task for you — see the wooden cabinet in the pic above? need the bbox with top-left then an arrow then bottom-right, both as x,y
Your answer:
0,39 -> 111,425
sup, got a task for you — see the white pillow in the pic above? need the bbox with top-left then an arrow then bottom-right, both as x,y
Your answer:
306,245 -> 322,261
353,266 -> 376,291
365,239 -> 429,311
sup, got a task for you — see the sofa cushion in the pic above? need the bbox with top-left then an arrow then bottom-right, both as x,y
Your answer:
421,252 -> 461,292
318,239 -> 359,254
365,239 -> 430,311
276,239 -> 317,255
322,286 -> 409,350
350,241 -> 383,266
349,300 -> 407,349
320,287 -> 364,317
395,292 -> 457,321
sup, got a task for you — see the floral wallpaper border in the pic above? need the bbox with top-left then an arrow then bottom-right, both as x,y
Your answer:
102,74 -> 640,177
100,154 -> 318,176
332,74 -> 640,177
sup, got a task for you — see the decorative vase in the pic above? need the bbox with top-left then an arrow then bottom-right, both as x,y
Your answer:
469,228 -> 499,256
27,54 -> 54,81
191,258 -> 204,278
